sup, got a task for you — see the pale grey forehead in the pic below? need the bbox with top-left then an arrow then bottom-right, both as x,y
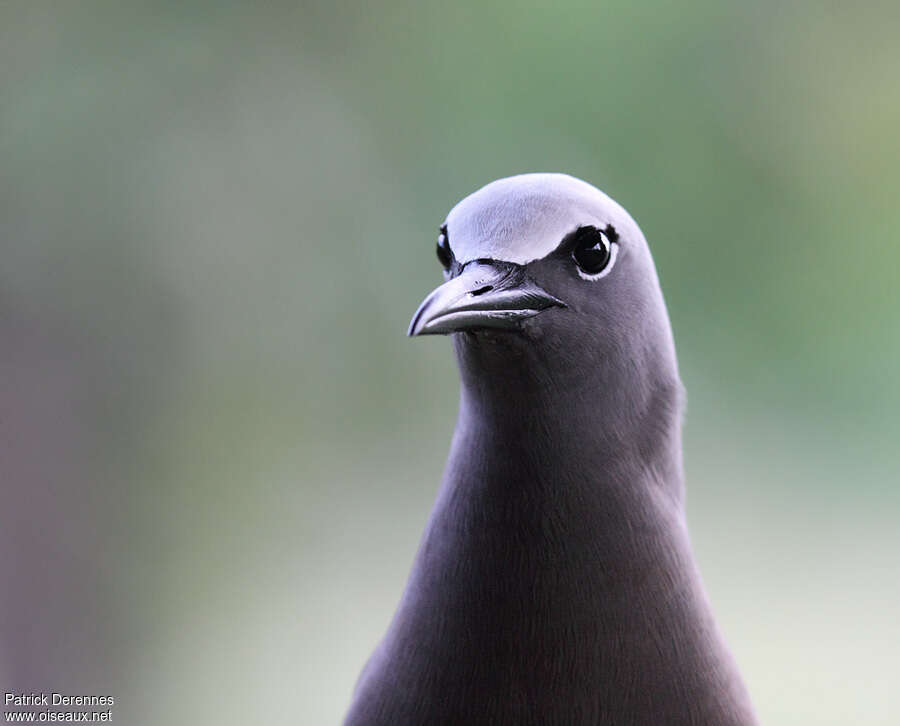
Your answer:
445,173 -> 639,265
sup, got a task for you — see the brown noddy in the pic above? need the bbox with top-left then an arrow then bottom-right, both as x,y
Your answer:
345,173 -> 758,725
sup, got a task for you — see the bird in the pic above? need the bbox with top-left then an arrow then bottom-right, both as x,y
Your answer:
344,173 -> 757,725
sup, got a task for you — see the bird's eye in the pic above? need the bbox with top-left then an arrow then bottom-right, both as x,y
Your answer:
436,225 -> 452,270
571,225 -> 615,276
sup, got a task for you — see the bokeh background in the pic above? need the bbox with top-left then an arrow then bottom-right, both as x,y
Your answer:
2,2 -> 898,724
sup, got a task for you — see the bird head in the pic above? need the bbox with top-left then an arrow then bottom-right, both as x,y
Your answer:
409,175 -> 679,398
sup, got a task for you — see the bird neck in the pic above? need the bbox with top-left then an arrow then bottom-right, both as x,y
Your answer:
407,374 -> 749,717
358,351 -> 755,724
451,344 -> 687,510
431,366 -> 698,629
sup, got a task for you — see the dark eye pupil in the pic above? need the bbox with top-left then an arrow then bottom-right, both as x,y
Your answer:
571,226 -> 612,274
436,226 -> 452,270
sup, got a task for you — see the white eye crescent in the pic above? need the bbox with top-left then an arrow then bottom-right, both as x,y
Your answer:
577,241 -> 618,281
570,225 -> 618,280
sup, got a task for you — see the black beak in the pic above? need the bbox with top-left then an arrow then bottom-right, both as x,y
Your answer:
408,261 -> 565,337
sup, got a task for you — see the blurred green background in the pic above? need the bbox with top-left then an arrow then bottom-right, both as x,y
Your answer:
1,1 -> 898,724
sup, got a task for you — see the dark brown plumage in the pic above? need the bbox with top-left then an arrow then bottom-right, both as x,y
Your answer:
345,174 -> 757,725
